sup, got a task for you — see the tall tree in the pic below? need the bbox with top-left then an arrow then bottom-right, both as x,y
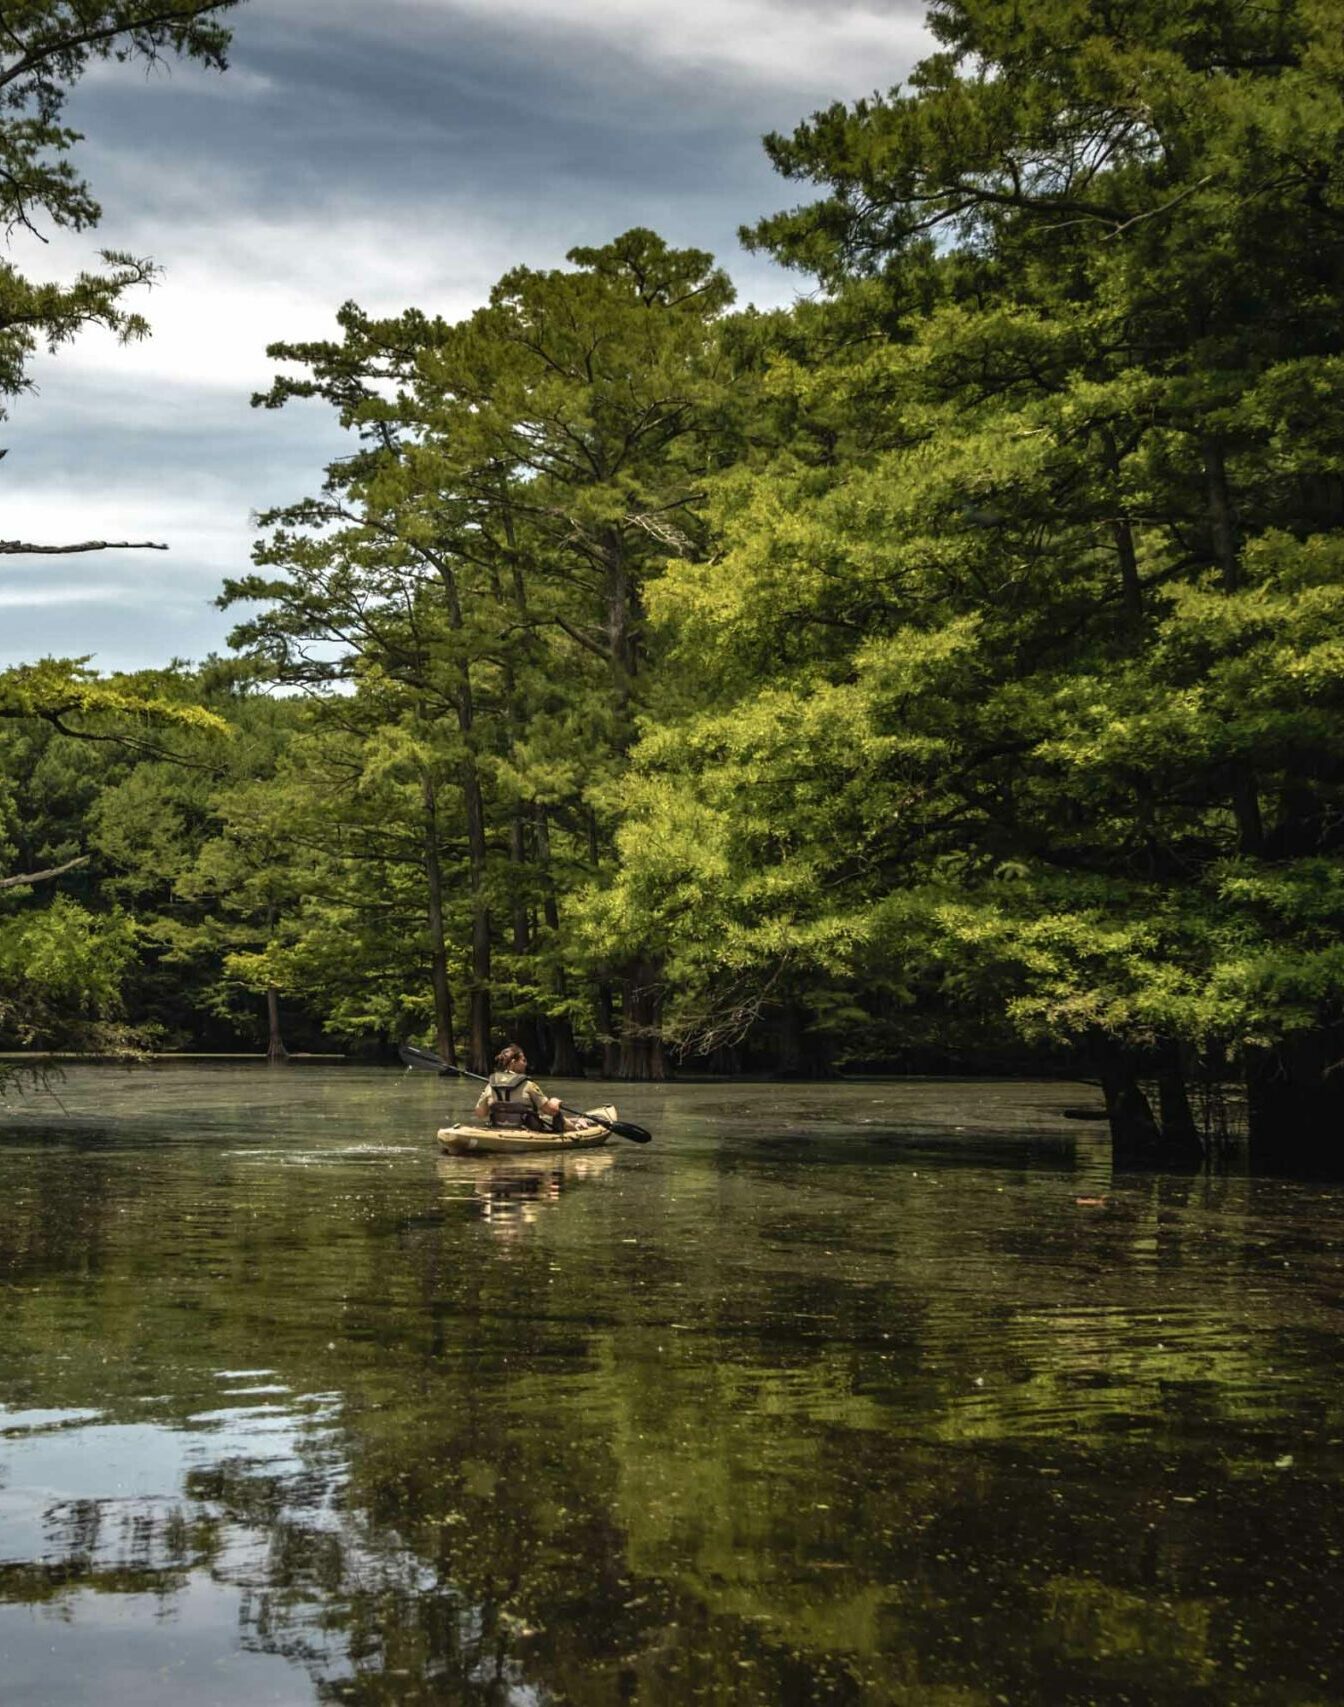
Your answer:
229,231 -> 738,1076
601,0 -> 1344,1156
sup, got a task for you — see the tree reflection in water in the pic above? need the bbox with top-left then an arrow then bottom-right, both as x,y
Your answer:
1,1067 -> 1342,1704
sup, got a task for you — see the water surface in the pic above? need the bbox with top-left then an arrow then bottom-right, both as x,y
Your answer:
2,1066 -> 1342,1703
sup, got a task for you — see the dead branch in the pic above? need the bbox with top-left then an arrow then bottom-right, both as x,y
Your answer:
0,855 -> 89,891
1,540 -> 169,555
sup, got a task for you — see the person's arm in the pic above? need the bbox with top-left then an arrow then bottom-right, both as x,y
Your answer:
473,1087 -> 491,1119
528,1078 -> 561,1116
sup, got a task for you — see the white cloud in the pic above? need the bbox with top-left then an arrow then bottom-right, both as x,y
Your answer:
0,482 -> 255,665
6,195 -> 606,397
9,200 -> 801,403
0,585 -> 133,610
353,0 -> 927,92
2,0 -> 926,670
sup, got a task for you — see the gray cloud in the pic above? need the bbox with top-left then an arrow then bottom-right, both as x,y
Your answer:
1,0 -> 929,672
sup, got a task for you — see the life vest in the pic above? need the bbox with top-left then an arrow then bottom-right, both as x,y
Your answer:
487,1072 -> 540,1129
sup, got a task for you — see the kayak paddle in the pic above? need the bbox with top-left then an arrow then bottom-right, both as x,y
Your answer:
398,1043 -> 654,1144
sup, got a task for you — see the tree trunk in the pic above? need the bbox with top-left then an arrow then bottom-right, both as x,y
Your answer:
617,957 -> 667,1080
1246,1028 -> 1344,1175
1202,436 -> 1241,593
548,1013 -> 582,1077
264,900 -> 288,1062
503,809 -> 546,1064
1100,426 -> 1142,622
1092,1035 -> 1163,1160
1201,435 -> 1265,855
1231,767 -> 1265,857
466,789 -> 492,1077
1155,1039 -> 1203,1160
598,983 -> 620,1078
775,999 -> 837,1079
1113,517 -> 1143,623
495,513 -> 550,1068
533,805 -> 582,1076
511,1017 -> 546,1065
432,562 -> 493,1075
422,774 -> 457,1069
509,810 -> 531,954
604,529 -> 639,750
266,986 -> 288,1063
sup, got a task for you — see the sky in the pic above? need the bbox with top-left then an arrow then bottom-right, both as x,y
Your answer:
0,0 -> 931,673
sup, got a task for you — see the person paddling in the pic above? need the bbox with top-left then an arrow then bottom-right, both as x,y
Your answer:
473,1043 -> 565,1133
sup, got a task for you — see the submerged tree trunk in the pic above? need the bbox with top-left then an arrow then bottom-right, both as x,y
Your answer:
1092,1035 -> 1163,1159
1155,1039 -> 1204,1160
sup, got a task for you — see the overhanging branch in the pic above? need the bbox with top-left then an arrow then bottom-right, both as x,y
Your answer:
0,855 -> 89,891
1,540 -> 169,555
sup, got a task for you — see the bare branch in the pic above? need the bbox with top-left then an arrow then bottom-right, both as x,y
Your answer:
0,539 -> 168,555
0,855 -> 89,891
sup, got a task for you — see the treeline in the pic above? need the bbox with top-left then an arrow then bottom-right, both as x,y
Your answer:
5,0 -> 1344,1168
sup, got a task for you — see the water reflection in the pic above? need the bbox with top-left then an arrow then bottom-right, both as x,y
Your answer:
0,1379 -> 357,1705
437,1151 -> 616,1238
1,1067 -> 1342,1704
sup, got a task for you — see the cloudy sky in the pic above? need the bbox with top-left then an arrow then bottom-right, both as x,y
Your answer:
0,0 -> 930,672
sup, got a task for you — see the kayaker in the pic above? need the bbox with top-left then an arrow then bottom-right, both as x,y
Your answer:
473,1043 -> 566,1133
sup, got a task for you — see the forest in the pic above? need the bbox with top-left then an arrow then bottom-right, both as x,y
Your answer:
4,0 -> 1344,1172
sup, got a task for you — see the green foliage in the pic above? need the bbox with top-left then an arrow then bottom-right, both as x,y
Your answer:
593,0 -> 1344,1129
0,662 -> 234,1067
0,893 -> 138,1047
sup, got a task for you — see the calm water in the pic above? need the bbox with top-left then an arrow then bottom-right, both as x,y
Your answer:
1,1066 -> 1342,1705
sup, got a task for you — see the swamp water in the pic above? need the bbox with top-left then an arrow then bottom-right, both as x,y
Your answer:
1,1065 -> 1342,1705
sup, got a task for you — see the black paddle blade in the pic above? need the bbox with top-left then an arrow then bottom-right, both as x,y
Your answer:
399,1043 -> 458,1075
556,1104 -> 653,1144
608,1120 -> 653,1144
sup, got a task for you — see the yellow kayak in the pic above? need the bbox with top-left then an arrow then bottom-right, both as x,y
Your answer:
437,1105 -> 617,1156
